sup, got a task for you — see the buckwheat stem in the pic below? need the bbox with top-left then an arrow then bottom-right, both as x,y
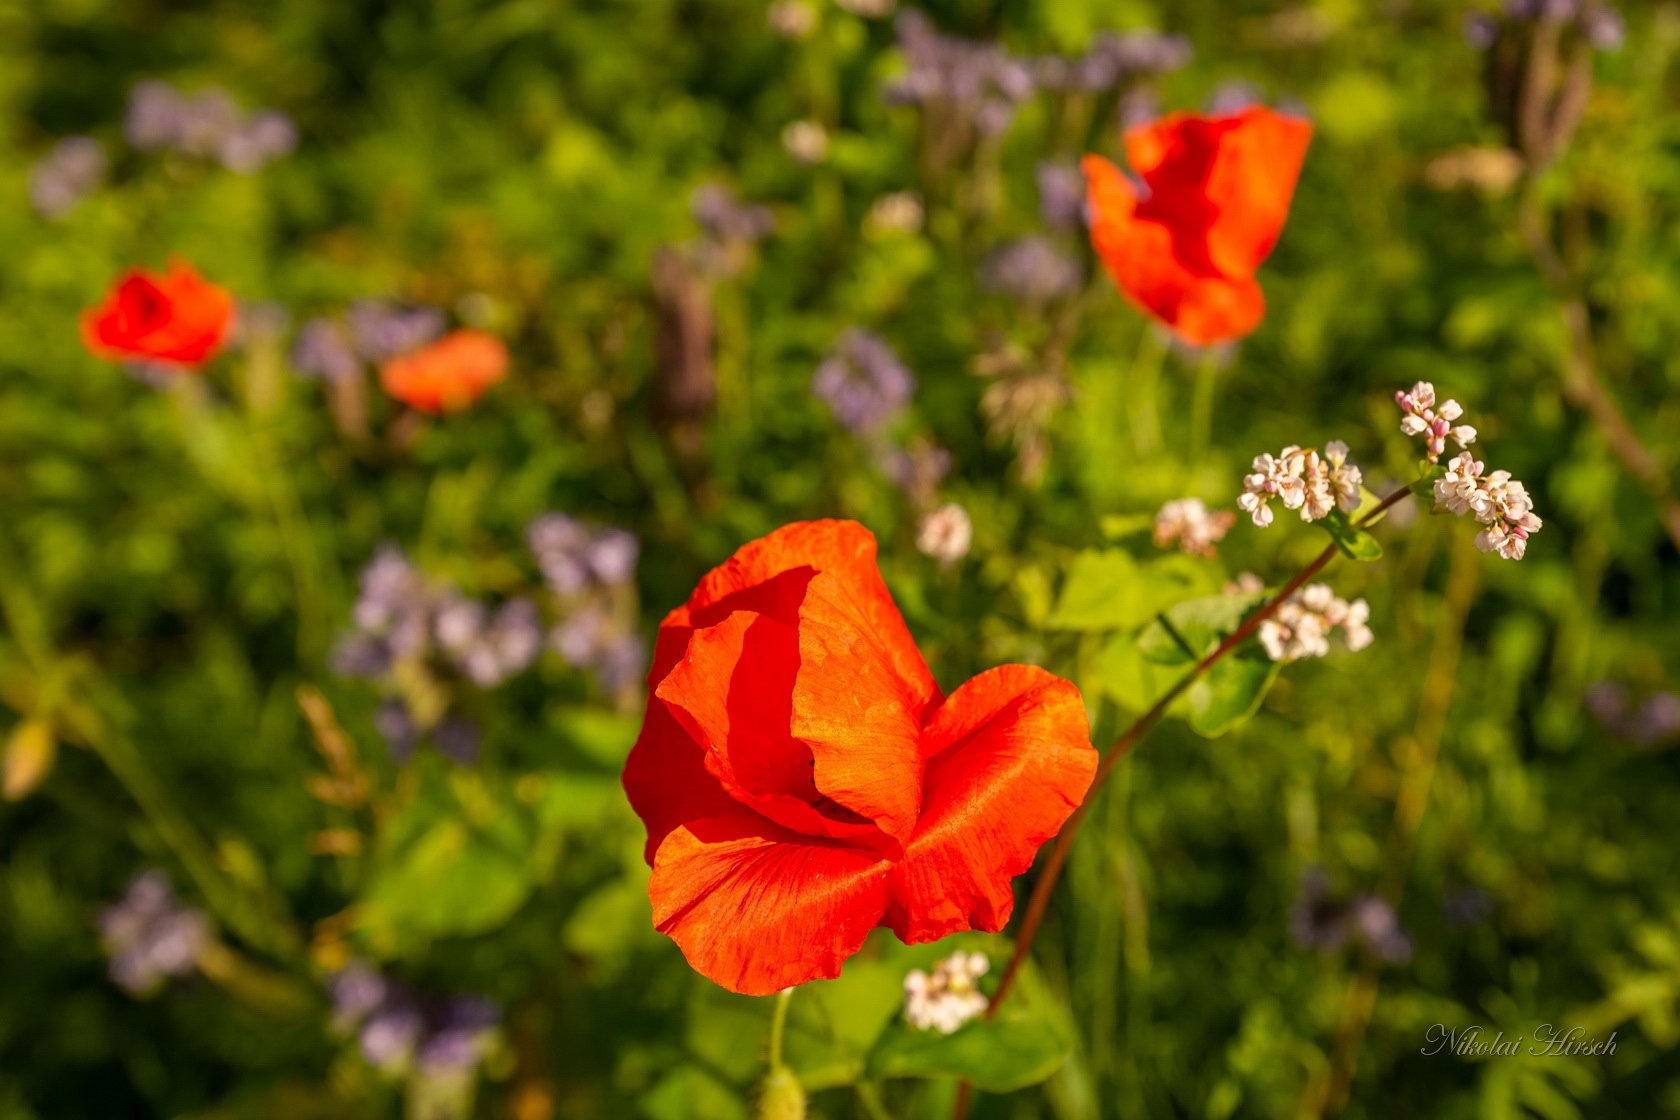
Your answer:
952,485 -> 1413,1120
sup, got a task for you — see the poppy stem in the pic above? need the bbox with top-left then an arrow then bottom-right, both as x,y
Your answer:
1187,348 -> 1221,468
954,486 -> 1415,1120
1125,326 -> 1166,457
768,986 -> 794,1071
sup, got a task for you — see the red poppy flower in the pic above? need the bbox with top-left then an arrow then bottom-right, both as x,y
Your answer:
1083,106 -> 1312,345
623,520 -> 1096,995
379,329 -> 509,414
81,260 -> 234,367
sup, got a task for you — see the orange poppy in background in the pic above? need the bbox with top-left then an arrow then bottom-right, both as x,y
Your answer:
379,329 -> 508,414
622,520 -> 1097,995
81,260 -> 234,367
1083,106 -> 1312,345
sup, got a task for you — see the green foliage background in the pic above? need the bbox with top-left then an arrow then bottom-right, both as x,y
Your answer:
3,0 -> 1679,1117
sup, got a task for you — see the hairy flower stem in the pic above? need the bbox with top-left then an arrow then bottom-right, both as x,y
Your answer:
953,485 -> 1413,1120
769,987 -> 793,1071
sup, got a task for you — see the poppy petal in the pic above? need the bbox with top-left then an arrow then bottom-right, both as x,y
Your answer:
884,665 -> 1095,943
789,567 -> 935,845
649,811 -> 891,995
1198,109 -> 1313,279
623,626 -> 748,863
685,523 -> 938,698
656,608 -> 887,844
1083,154 -> 1267,345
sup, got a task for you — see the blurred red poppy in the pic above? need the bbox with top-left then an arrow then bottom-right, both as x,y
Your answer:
623,520 -> 1096,995
81,260 -> 234,367
1083,106 -> 1312,345
379,329 -> 508,414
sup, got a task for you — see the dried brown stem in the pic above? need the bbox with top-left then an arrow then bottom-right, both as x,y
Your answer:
1517,183 -> 1680,550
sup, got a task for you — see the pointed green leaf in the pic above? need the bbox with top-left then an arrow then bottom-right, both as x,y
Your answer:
1136,591 -> 1267,666
1186,651 -> 1281,737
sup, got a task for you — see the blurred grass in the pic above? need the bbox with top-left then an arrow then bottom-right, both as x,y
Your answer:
2,1 -> 1680,1118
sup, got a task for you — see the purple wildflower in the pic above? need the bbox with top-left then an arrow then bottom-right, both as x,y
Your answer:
28,137 -> 107,219
374,699 -> 418,762
328,965 -> 498,1079
98,872 -> 210,996
218,110 -> 297,173
552,605 -> 646,694
330,962 -> 390,1027
1464,12 -> 1500,49
418,996 -> 501,1073
124,80 -> 295,169
692,182 -> 775,244
884,11 -> 1036,137
360,992 -> 424,1068
291,319 -> 362,382
1633,692 -> 1680,746
528,515 -> 639,596
1288,867 -> 1351,953
433,716 -> 482,766
1032,30 -> 1192,94
1444,887 -> 1495,927
350,546 -> 432,658
980,237 -> 1083,304
813,328 -> 914,434
1036,161 -> 1085,231
346,301 -> 446,363
1288,868 -> 1413,963
1208,81 -> 1262,114
1350,896 -> 1413,964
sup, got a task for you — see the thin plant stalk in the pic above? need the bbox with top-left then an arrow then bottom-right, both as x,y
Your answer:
952,485 -> 1414,1119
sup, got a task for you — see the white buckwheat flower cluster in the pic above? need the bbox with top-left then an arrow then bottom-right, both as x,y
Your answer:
1395,381 -> 1476,463
1238,442 -> 1363,528
1154,498 -> 1236,557
1397,384 -> 1541,561
1258,583 -> 1374,663
1435,452 -> 1543,560
903,951 -> 989,1034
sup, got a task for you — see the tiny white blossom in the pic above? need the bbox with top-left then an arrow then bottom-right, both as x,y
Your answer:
1396,381 -> 1476,462
1426,446 -> 1541,562
1433,451 -> 1484,515
1153,498 -> 1236,557
1225,572 -> 1265,596
1239,444 -> 1365,528
1323,440 -> 1364,513
903,951 -> 989,1034
916,503 -> 973,566
1258,583 -> 1374,663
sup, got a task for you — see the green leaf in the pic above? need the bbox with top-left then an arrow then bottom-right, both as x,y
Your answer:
867,1015 -> 1070,1093
1136,592 -> 1266,666
1316,509 -> 1384,561
357,765 -> 556,953
1097,512 -> 1155,540
863,935 -> 1071,1092
1093,632 -> 1173,713
1047,549 -> 1142,630
1186,651 -> 1281,737
1049,550 -> 1223,632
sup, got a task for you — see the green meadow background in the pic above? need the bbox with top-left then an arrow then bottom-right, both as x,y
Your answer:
3,1 -> 1679,1117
